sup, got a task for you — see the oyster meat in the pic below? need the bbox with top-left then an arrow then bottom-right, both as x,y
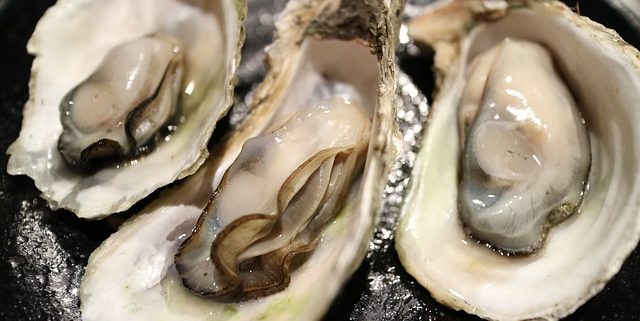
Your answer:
175,97 -> 371,301
397,0 -> 640,320
57,34 -> 185,169
458,38 -> 590,253
6,0 -> 246,218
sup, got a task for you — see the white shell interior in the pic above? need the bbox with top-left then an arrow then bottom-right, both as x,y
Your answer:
398,5 -> 640,321
81,162 -> 361,321
6,0 -> 243,218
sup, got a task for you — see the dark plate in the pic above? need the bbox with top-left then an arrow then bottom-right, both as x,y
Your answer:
0,0 -> 638,320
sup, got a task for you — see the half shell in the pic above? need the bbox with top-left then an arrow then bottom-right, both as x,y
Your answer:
397,1 -> 640,320
6,0 -> 246,218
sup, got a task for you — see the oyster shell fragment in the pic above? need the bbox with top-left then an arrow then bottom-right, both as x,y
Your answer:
397,0 -> 640,320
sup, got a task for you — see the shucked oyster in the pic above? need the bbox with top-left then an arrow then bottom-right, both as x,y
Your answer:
397,0 -> 640,320
175,98 -> 371,301
57,34 -> 185,170
6,0 -> 246,218
81,0 -> 402,319
457,38 -> 591,253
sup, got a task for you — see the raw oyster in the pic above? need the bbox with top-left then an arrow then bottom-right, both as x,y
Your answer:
6,0 -> 246,218
175,98 -> 371,301
397,0 -> 640,320
458,38 -> 591,253
81,0 -> 403,319
57,34 -> 185,170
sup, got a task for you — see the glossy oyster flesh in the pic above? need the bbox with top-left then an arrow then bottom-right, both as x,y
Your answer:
6,0 -> 246,218
397,1 -> 640,320
458,38 -> 591,253
175,97 -> 371,301
57,34 -> 185,170
80,0 -> 402,319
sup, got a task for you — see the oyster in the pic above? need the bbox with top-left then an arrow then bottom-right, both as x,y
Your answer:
81,0 -> 403,319
174,98 -> 371,301
397,0 -> 640,320
457,38 -> 591,253
6,0 -> 246,218
57,34 -> 185,169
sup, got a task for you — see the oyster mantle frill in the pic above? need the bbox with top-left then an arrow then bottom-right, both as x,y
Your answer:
397,1 -> 640,320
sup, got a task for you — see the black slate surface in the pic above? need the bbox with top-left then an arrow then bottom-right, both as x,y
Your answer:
0,0 -> 639,320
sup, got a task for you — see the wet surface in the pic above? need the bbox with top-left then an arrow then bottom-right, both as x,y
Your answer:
0,0 -> 639,320
0,1 -> 109,320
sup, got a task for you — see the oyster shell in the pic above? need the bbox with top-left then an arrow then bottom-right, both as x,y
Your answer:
397,0 -> 640,320
6,0 -> 246,218
80,0 -> 403,319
